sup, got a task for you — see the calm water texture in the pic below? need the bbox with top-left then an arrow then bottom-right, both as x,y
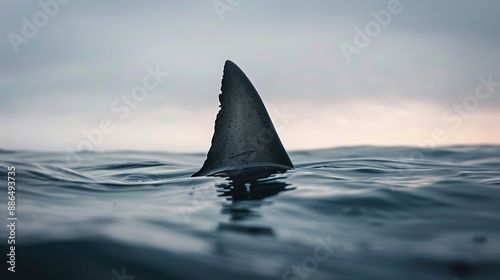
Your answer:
1,145 -> 500,280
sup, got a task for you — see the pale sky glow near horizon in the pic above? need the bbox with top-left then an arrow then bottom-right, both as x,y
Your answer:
1,0 -> 500,153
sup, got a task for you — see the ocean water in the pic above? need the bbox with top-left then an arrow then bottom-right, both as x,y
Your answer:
1,145 -> 500,280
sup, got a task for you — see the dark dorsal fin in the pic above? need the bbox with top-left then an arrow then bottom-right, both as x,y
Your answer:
192,60 -> 294,177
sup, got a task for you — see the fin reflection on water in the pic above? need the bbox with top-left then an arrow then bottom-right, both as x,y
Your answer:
215,175 -> 294,236
217,176 -> 293,202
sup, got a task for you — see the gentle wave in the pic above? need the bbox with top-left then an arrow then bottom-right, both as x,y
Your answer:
1,145 -> 499,280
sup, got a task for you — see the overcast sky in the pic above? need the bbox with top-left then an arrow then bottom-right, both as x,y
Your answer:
1,0 -> 499,152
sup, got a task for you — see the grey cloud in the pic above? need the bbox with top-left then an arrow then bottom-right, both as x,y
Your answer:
1,0 -> 500,133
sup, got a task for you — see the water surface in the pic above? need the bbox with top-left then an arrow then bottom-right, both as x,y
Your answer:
1,146 -> 499,279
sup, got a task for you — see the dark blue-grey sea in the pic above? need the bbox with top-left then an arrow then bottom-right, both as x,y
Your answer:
1,145 -> 500,280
